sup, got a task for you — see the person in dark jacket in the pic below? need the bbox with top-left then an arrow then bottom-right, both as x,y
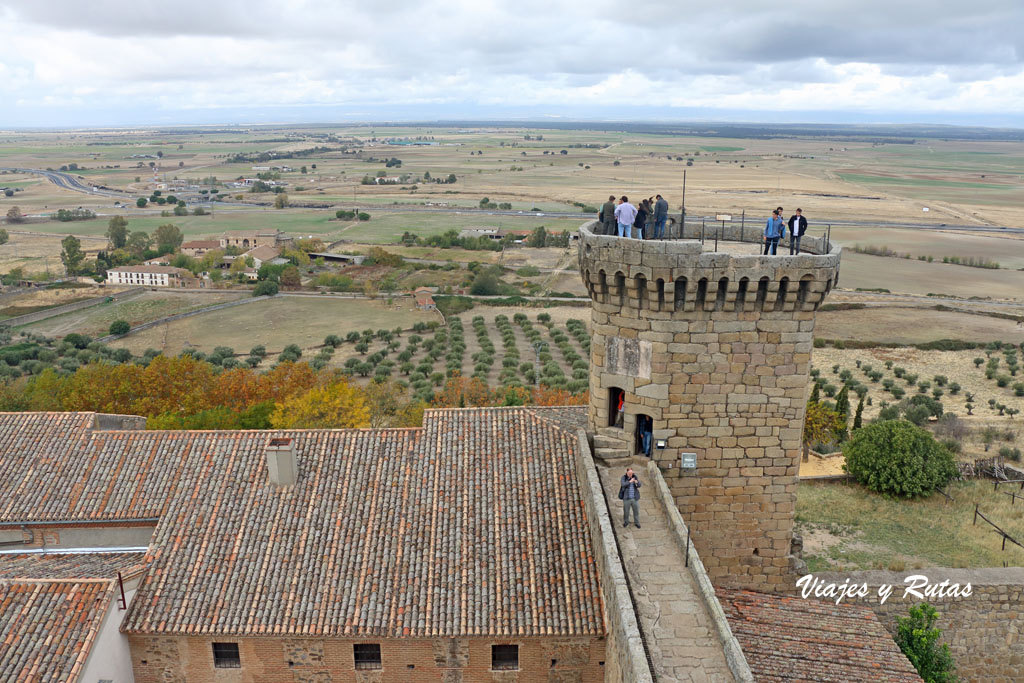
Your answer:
633,200 -> 650,239
598,195 -> 616,236
619,467 -> 642,528
763,210 -> 785,255
653,194 -> 669,239
788,208 -> 808,254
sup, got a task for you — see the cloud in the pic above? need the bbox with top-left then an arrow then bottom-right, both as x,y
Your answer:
0,0 -> 1021,126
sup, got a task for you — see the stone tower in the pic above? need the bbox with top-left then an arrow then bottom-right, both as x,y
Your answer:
578,221 -> 841,592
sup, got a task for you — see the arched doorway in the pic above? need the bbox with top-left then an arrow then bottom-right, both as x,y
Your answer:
635,414 -> 653,456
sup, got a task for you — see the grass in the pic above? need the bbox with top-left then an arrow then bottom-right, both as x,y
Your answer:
108,296 -> 440,359
22,291 -> 246,338
837,173 -> 1012,191
796,479 -> 1024,571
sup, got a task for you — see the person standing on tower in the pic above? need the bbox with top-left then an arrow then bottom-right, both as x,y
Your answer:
788,208 -> 808,254
614,196 -> 637,238
599,195 -> 617,236
653,194 -> 669,239
763,210 -> 785,255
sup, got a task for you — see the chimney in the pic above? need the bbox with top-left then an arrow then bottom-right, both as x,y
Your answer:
265,437 -> 297,486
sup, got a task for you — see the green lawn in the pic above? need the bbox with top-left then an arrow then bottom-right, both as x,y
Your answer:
796,479 -> 1024,571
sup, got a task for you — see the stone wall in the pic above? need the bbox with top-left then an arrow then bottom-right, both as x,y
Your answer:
127,635 -> 607,683
579,222 -> 840,592
0,286 -> 144,328
817,568 -> 1024,683
573,430 -> 653,683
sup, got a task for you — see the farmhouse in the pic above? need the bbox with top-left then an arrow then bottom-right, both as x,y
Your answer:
106,265 -> 194,287
242,244 -> 282,268
219,229 -> 285,250
180,239 -> 220,257
413,286 -> 436,310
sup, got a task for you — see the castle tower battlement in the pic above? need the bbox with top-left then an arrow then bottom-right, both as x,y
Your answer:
579,221 -> 841,592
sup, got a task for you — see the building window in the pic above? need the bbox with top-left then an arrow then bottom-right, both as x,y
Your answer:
354,643 -> 382,670
492,644 -> 519,671
212,642 -> 241,668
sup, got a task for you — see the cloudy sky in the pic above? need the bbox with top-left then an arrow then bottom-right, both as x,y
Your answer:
1,0 -> 1022,128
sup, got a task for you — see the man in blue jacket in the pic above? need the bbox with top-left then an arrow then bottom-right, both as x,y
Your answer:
619,467 -> 642,528
763,210 -> 785,255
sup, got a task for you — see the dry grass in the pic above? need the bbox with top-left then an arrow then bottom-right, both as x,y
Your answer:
796,479 -> 1024,571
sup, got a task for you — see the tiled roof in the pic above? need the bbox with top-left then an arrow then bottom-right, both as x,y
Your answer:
0,552 -> 147,580
244,245 -> 281,262
0,579 -> 114,682
718,589 -> 922,682
0,409 -> 603,639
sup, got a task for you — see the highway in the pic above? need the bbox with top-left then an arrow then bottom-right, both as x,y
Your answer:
5,166 -> 1023,234
0,167 -> 130,199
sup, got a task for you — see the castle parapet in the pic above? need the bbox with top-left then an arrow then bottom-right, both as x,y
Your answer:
578,221 -> 841,315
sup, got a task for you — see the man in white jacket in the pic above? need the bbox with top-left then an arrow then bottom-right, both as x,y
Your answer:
614,196 -> 637,239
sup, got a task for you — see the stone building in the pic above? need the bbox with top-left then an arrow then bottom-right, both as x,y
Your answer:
578,222 -> 841,592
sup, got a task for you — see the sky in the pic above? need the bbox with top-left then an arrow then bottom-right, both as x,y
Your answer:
0,0 -> 1022,128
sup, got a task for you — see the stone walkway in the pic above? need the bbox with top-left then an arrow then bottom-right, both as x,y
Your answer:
598,463 -> 735,682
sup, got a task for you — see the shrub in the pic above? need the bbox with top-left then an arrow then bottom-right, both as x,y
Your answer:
843,420 -> 958,498
108,320 -> 130,336
999,446 -> 1022,462
895,603 -> 958,683
253,280 -> 279,296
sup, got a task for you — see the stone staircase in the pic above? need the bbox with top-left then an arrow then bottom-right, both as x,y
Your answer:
593,426 -> 633,461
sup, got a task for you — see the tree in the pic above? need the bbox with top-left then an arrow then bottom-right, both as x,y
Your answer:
527,226 -> 548,248
0,229 -> 8,245
270,381 -> 370,429
154,224 -> 183,253
843,420 -> 958,498
109,320 -> 130,336
809,382 -> 821,404
803,401 -> 844,458
447,173 -> 456,183
279,265 -> 301,288
136,197 -> 148,208
894,603 -> 958,683
60,235 -> 85,275
126,231 -> 151,256
274,193 -> 289,209
106,216 -> 128,248
253,280 -> 279,296
469,269 -> 501,296
853,396 -> 864,430
5,206 -> 24,223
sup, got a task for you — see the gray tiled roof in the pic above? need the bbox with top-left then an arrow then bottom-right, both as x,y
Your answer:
0,409 -> 604,638
0,552 -> 147,580
0,579 -> 114,682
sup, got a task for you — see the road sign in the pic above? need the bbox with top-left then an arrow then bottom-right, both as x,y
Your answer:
715,214 -> 732,222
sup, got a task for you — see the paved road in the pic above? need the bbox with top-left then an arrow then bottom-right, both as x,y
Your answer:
0,167 -> 130,199
7,165 -> 1024,233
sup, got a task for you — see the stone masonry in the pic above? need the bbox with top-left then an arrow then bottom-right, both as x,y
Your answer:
578,221 -> 841,592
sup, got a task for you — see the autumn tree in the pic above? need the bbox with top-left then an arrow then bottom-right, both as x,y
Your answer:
431,374 -> 495,408
363,380 -> 425,427
5,206 -> 24,223
273,193 -> 289,209
803,401 -> 844,459
270,381 -> 370,428
106,216 -> 128,249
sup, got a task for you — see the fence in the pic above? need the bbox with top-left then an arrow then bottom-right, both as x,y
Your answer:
0,287 -> 145,328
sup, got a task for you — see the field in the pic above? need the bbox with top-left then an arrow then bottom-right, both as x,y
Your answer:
108,295 -> 441,360
815,307 -> 1024,344
21,290 -> 246,338
796,479 -> 1024,571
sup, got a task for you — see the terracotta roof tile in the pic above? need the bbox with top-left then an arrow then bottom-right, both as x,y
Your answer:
0,552 -> 148,580
718,589 -> 922,682
0,579 -> 114,682
0,410 -> 604,639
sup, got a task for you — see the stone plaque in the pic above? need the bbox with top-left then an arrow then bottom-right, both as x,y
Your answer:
606,336 -> 652,379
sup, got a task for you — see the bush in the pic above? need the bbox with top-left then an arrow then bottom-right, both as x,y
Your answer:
108,320 -> 130,336
999,446 -> 1022,462
843,420 -> 958,498
895,603 -> 958,683
253,280 -> 279,296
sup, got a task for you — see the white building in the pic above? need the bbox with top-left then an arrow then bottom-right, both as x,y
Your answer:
106,265 -> 193,287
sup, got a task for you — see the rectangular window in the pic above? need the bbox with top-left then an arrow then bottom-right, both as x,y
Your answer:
492,644 -> 519,671
212,642 -> 241,669
353,643 -> 382,670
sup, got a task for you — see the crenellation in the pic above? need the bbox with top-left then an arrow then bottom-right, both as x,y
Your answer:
580,220 -> 840,592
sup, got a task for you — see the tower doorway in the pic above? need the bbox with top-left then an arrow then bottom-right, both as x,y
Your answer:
608,387 -> 625,428
635,414 -> 653,456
